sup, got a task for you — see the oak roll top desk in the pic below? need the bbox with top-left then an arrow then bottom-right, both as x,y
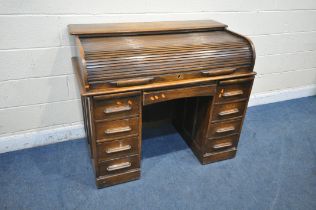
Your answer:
69,20 -> 256,188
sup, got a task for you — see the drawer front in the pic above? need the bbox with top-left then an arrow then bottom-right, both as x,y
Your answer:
208,119 -> 242,139
143,84 -> 216,105
206,134 -> 239,152
202,148 -> 237,164
94,95 -> 140,120
95,117 -> 139,141
97,137 -> 139,160
215,77 -> 253,103
211,101 -> 247,122
99,155 -> 140,176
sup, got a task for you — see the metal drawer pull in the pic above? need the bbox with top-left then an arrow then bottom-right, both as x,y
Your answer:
218,108 -> 239,116
106,145 -> 131,154
105,126 -> 131,135
104,105 -> 131,114
213,142 -> 233,149
216,126 -> 235,133
107,162 -> 131,171
223,90 -> 243,97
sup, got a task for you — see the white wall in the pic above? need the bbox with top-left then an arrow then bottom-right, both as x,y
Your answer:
0,1 -> 316,151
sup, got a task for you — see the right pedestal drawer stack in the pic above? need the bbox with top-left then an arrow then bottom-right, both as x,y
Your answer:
202,76 -> 254,164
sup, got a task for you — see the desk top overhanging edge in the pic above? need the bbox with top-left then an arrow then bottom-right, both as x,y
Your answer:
68,20 -> 227,36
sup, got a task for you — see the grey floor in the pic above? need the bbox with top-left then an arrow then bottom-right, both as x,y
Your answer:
0,96 -> 315,210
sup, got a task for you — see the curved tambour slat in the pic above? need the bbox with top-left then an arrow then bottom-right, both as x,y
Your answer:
85,48 -> 250,67
85,46 -> 248,62
86,54 -> 251,72
80,31 -> 253,85
88,54 -> 250,74
86,47 -> 249,60
87,63 -> 251,82
87,55 -> 251,74
87,60 -> 251,78
86,59 -> 252,81
81,31 -> 246,51
87,52 -> 251,70
84,42 -> 246,57
86,49 -> 250,68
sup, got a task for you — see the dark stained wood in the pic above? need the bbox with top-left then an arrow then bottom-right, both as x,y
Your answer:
93,95 -> 140,121
97,136 -> 139,160
95,117 -> 139,141
201,67 -> 236,76
143,84 -> 216,105
109,77 -> 155,87
69,20 -> 256,188
79,31 -> 252,86
86,97 -> 100,176
207,119 -> 243,139
83,71 -> 255,96
215,78 -> 254,103
211,101 -> 247,122
96,169 -> 140,188
219,77 -> 255,85
202,148 -> 237,164
206,134 -> 239,152
98,155 -> 140,176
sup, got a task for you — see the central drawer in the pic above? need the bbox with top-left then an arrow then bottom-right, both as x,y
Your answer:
95,117 -> 139,141
143,84 -> 216,105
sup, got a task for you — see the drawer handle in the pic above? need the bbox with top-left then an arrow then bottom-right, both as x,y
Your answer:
219,77 -> 254,85
107,162 -> 131,171
109,77 -> 154,87
201,68 -> 236,77
216,126 -> 235,133
213,142 -> 233,149
218,108 -> 239,116
106,145 -> 131,154
223,90 -> 243,97
105,126 -> 131,135
104,105 -> 132,114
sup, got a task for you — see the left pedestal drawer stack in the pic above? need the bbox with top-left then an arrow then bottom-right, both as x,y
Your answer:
82,92 -> 142,188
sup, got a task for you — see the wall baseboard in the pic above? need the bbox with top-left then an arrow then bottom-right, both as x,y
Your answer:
0,84 -> 315,154
0,124 -> 85,154
248,84 -> 316,107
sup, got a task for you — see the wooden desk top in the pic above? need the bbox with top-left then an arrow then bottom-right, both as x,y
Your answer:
68,20 -> 227,36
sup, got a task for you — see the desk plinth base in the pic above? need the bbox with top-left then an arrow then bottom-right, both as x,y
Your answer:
192,144 -> 237,165
96,169 -> 140,188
